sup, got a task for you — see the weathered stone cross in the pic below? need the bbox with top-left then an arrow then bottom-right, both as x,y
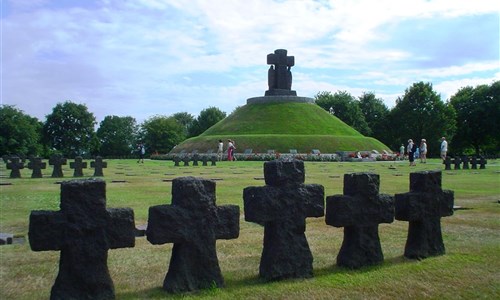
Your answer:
6,156 -> 24,178
243,159 -> 324,281
325,173 -> 394,268
28,179 -> 135,299
265,49 -> 296,95
90,156 -> 107,176
395,170 -> 454,259
49,154 -> 67,178
70,156 -> 87,177
28,157 -> 46,178
146,177 -> 239,293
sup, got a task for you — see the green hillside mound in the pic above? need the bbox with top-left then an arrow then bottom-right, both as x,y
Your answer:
171,102 -> 391,154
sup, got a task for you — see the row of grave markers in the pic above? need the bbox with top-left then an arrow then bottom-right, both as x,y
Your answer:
3,155 -> 107,178
443,155 -> 487,170
28,159 -> 454,299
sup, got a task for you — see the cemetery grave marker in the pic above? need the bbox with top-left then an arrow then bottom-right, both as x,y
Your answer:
244,159 -> 324,281
6,156 -> 24,178
325,173 -> 394,268
70,156 -> 87,177
49,154 -> 67,178
27,157 -> 46,178
90,156 -> 107,176
146,177 -> 239,293
28,179 -> 135,299
395,170 -> 454,259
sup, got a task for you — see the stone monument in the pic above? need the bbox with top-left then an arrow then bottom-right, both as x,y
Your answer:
28,179 -> 136,299
395,171 -> 454,259
325,173 -> 394,269
146,177 -> 240,293
247,49 -> 314,105
49,154 -> 67,178
28,157 -> 46,178
90,156 -> 107,176
243,159 -> 324,281
6,156 -> 24,178
70,156 -> 87,177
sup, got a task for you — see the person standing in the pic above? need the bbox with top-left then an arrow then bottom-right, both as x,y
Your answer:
399,144 -> 405,160
407,139 -> 416,166
217,139 -> 224,161
420,139 -> 427,163
137,143 -> 145,163
440,137 -> 448,161
227,139 -> 235,161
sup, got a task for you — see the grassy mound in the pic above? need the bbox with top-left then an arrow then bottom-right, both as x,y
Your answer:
172,102 -> 391,153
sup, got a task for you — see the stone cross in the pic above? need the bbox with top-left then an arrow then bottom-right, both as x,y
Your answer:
90,156 -> 107,176
443,156 -> 452,170
265,49 -> 297,96
192,153 -> 200,166
395,170 -> 454,259
210,155 -> 217,166
479,156 -> 487,169
146,177 -> 239,293
28,179 -> 135,299
49,154 -> 67,178
182,156 -> 190,166
453,156 -> 461,170
461,155 -> 469,169
70,156 -> 87,177
28,157 -> 46,178
470,156 -> 478,169
325,173 -> 394,269
6,156 -> 24,178
201,155 -> 209,166
173,156 -> 181,166
243,159 -> 324,281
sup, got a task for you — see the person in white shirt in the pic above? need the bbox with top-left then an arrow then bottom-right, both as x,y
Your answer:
440,137 -> 448,161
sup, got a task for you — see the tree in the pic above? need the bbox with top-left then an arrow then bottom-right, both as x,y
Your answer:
450,81 -> 500,155
0,105 -> 43,156
172,112 -> 194,138
140,115 -> 185,154
314,91 -> 371,135
358,92 -> 389,142
188,107 -> 227,137
43,101 -> 96,158
386,82 -> 456,156
96,116 -> 138,157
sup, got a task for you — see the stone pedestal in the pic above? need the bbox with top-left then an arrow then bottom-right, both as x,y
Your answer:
247,95 -> 314,105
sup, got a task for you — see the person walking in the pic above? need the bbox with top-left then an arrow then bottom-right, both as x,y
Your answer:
440,137 -> 448,161
420,139 -> 427,163
217,139 -> 224,161
137,143 -> 145,163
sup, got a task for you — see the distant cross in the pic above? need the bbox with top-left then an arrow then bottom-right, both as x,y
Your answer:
470,156 -> 478,169
173,156 -> 181,167
265,49 -> 296,96
192,154 -> 200,166
479,156 -> 487,169
395,171 -> 454,259
453,156 -> 461,170
28,157 -> 46,178
28,179 -> 135,299
49,154 -> 67,178
325,173 -> 394,268
90,156 -> 107,176
461,156 -> 470,169
146,177 -> 239,293
182,156 -> 190,166
201,155 -> 209,166
443,156 -> 452,170
70,156 -> 87,177
6,156 -> 24,178
243,159 -> 324,281
210,155 -> 217,166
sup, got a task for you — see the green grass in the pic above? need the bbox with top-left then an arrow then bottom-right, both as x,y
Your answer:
172,102 -> 390,154
1,159 -> 499,299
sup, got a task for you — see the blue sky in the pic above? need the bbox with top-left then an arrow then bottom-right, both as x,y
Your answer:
1,0 -> 499,124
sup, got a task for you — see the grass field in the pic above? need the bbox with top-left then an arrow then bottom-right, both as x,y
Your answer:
1,158 -> 499,299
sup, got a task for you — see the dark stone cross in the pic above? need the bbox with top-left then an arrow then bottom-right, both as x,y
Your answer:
70,156 -> 87,177
6,156 -> 24,178
210,155 -> 217,166
201,155 -> 209,166
28,179 -> 136,299
49,154 -> 67,178
461,155 -> 470,169
479,156 -> 487,169
265,49 -> 297,96
146,177 -> 239,293
182,156 -> 190,166
395,170 -> 454,259
243,159 -> 324,281
173,156 -> 181,166
470,156 -> 478,169
90,156 -> 107,176
443,156 -> 452,170
192,154 -> 200,166
453,156 -> 461,170
325,173 -> 394,269
28,157 -> 46,178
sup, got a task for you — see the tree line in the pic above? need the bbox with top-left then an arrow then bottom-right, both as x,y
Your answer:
1,81 -> 498,159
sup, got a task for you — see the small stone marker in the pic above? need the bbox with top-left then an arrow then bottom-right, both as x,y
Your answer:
210,155 -> 217,166
146,177 -> 239,293
470,156 -> 478,169
6,156 -> 24,178
479,156 -> 487,169
201,155 -> 209,166
461,155 -> 470,169
49,154 -> 67,178
443,157 -> 452,170
28,179 -> 135,299
182,156 -> 190,166
243,159 -> 324,281
173,156 -> 181,166
28,157 -> 46,178
70,156 -> 87,177
90,156 -> 107,176
453,156 -> 461,170
192,154 -> 200,166
325,173 -> 394,268
395,170 -> 454,259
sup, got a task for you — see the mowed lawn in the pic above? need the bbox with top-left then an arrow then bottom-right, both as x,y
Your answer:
1,158 -> 499,299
